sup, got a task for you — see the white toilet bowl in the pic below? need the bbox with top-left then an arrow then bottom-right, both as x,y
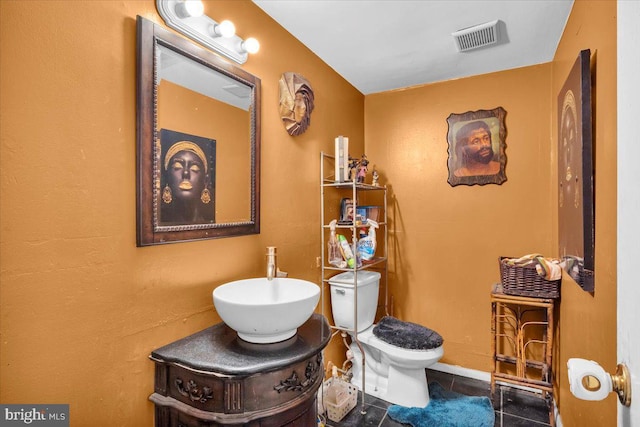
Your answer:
328,271 -> 444,408
348,325 -> 443,407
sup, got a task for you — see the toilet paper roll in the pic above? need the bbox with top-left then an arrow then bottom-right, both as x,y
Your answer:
567,358 -> 612,401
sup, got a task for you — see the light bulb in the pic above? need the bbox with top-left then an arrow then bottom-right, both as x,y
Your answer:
241,37 -> 260,54
210,20 -> 236,38
175,0 -> 204,18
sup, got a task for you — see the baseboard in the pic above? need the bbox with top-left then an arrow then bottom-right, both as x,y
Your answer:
430,362 -> 491,382
430,362 -> 563,426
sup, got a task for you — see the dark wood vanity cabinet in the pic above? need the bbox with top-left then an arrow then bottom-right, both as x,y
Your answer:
149,314 -> 330,426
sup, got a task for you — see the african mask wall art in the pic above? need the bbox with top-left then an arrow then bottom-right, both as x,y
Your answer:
278,72 -> 315,136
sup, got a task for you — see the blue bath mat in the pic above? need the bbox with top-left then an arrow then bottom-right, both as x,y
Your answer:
387,382 -> 494,427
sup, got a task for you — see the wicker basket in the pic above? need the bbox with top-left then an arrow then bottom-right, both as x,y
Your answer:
499,257 -> 561,299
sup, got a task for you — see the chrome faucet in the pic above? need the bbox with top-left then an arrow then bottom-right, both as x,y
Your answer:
266,246 -> 277,280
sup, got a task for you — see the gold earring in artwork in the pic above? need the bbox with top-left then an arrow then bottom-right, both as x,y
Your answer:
201,188 -> 211,204
162,185 -> 172,204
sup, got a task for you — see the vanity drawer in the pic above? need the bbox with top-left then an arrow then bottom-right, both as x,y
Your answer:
158,394 -> 318,427
154,353 -> 322,415
164,366 -> 225,413
242,353 -> 322,412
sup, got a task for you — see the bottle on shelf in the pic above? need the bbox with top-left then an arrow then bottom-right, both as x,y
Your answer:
337,234 -> 358,269
358,220 -> 378,262
328,220 -> 346,268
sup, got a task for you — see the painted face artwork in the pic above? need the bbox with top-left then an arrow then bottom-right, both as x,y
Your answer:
166,150 -> 206,202
560,89 -> 580,209
452,120 -> 500,178
160,138 -> 214,225
463,127 -> 494,164
293,92 -> 307,123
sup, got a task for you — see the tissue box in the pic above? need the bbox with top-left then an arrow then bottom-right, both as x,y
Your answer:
356,205 -> 380,223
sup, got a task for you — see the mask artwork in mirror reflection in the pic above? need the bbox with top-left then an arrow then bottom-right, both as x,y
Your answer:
160,129 -> 216,226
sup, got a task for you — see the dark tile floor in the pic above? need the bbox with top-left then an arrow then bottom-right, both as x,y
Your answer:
323,369 -> 553,427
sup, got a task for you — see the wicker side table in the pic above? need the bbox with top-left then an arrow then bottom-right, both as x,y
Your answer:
490,284 -> 556,426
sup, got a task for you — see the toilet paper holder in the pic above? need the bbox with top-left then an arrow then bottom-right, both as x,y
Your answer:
567,358 -> 631,406
611,364 -> 632,406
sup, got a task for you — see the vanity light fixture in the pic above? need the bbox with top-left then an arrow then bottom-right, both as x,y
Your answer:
210,20 -> 236,38
174,0 -> 204,19
156,0 -> 260,64
240,37 -> 260,54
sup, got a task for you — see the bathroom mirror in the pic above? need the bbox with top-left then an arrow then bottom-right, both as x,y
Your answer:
136,16 -> 261,246
558,49 -> 594,291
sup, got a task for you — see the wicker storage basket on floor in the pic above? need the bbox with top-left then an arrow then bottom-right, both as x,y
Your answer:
499,257 -> 561,299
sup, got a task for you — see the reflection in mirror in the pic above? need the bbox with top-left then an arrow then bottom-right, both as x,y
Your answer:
136,16 -> 261,246
157,44 -> 251,224
557,49 -> 593,290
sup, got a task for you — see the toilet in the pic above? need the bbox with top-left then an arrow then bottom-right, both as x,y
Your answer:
329,271 -> 444,408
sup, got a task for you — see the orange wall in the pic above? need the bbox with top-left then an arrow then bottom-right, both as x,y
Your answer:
552,1 -> 617,425
365,1 -> 618,425
365,64 -> 555,369
0,1 -> 363,425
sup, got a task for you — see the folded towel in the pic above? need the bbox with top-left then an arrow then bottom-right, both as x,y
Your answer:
562,255 -> 583,281
535,257 -> 563,281
505,254 -> 562,281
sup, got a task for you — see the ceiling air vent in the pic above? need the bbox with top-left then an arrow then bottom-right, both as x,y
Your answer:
452,20 -> 500,52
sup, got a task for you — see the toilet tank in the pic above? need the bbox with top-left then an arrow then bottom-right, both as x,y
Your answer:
329,271 -> 381,332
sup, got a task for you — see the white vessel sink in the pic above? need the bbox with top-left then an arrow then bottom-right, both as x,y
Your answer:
212,277 -> 320,344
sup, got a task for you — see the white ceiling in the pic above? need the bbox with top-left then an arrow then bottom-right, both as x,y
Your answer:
252,0 -> 574,95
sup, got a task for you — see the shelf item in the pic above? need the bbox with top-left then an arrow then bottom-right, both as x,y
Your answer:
335,136 -> 349,182
490,284 -> 556,426
322,257 -> 387,273
356,205 -> 381,223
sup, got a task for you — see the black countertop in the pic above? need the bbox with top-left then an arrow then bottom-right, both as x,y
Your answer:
150,313 -> 331,375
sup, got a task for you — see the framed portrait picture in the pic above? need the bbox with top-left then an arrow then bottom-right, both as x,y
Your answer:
558,49 -> 594,292
446,107 -> 507,187
137,128 -> 218,245
159,129 -> 216,225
